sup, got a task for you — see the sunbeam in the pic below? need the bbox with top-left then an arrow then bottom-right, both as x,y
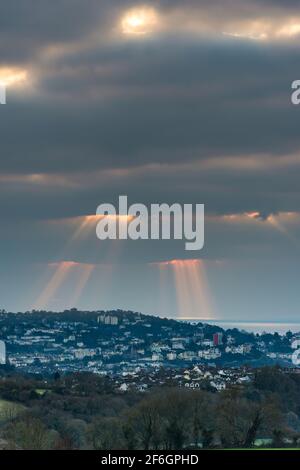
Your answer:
33,261 -> 95,310
71,263 -> 95,307
267,214 -> 299,247
156,259 -> 215,320
33,261 -> 76,310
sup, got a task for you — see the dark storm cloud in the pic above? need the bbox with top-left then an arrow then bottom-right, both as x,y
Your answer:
1,148 -> 300,222
0,0 -> 133,62
0,1 -> 96,62
1,1 -> 300,259
1,38 -> 300,177
0,0 -> 299,63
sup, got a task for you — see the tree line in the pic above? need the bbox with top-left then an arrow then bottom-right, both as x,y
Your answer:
0,366 -> 299,449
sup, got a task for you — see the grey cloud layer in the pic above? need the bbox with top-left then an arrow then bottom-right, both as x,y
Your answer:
1,34 -> 300,224
3,40 -> 300,171
1,0 -> 300,61
0,1 -> 300,251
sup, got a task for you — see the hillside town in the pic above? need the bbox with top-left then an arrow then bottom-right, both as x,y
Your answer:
0,310 -> 298,389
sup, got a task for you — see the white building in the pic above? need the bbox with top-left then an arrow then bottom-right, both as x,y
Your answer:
97,315 -> 119,326
172,341 -> 184,350
167,352 -> 177,361
74,348 -> 96,359
151,353 -> 163,361
198,348 -> 221,360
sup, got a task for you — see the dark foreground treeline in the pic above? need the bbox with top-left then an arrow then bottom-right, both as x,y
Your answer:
0,366 -> 300,449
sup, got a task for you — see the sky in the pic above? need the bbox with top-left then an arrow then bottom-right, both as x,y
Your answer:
1,0 -> 300,321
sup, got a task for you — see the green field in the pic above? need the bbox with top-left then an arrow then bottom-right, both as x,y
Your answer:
0,399 -> 25,422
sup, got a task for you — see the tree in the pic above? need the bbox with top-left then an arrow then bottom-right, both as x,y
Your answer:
157,389 -> 191,449
4,415 -> 52,450
189,390 -> 216,448
126,396 -> 164,450
217,388 -> 282,448
88,417 -> 124,450
56,418 -> 87,449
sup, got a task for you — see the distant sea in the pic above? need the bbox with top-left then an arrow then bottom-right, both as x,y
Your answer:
182,320 -> 300,335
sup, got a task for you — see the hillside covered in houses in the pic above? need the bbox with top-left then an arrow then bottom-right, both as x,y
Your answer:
0,309 -> 297,377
